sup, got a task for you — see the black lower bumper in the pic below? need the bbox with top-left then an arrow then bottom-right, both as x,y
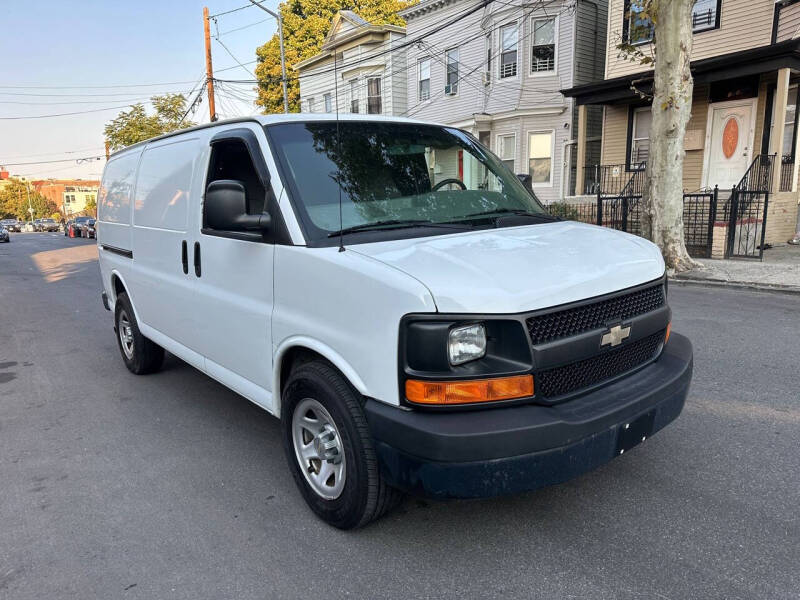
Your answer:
365,333 -> 693,499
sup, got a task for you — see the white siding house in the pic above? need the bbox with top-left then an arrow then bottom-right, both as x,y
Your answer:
400,0 -> 607,202
295,11 -> 407,116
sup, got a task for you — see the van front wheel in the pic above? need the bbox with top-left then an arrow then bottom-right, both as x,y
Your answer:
114,292 -> 164,375
282,360 -> 402,529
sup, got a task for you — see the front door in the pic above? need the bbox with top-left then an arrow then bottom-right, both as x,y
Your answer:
189,124 -> 276,411
704,99 -> 756,189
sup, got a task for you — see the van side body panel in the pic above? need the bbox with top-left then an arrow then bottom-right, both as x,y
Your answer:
272,245 -> 437,414
129,136 -> 202,346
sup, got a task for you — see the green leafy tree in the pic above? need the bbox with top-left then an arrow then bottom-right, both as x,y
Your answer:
0,179 -> 57,220
104,94 -> 195,152
255,0 -> 414,113
85,197 -> 97,216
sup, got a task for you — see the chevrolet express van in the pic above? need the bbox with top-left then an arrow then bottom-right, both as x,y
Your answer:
97,115 -> 693,529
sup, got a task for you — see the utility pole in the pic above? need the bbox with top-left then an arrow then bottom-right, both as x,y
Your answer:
248,0 -> 289,113
203,7 -> 217,121
25,181 -> 34,223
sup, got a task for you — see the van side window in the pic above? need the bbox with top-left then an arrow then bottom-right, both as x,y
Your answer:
206,139 -> 266,217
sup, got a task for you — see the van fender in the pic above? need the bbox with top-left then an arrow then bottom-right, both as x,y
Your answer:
273,336 -> 369,417
107,269 -> 142,325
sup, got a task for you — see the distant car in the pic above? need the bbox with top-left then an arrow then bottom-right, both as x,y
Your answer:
37,218 -> 59,232
0,219 -> 20,232
80,218 -> 96,239
0,226 -> 9,243
67,216 -> 91,237
22,221 -> 35,232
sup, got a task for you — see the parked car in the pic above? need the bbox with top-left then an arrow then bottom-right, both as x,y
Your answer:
0,219 -> 20,232
36,218 -> 59,232
0,225 -> 9,243
97,115 -> 693,529
80,218 -> 96,239
66,217 -> 90,237
22,221 -> 35,232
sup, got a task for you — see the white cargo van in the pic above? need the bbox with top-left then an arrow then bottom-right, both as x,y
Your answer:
97,115 -> 692,529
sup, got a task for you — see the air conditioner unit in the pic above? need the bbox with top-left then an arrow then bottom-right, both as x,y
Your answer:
444,84 -> 457,96
482,71 -> 492,86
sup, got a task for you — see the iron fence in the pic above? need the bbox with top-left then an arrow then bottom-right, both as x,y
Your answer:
545,189 -> 716,258
779,155 -> 795,192
581,163 -> 645,196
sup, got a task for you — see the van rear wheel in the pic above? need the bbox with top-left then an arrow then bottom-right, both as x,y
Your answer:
114,292 -> 164,375
282,360 -> 402,529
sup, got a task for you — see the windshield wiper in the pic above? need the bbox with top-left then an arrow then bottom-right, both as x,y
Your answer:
327,219 -> 470,237
448,208 -> 560,223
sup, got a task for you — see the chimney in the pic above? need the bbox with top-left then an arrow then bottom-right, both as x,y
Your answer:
0,170 -> 9,180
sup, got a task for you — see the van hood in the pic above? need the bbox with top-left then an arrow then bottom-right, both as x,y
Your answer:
351,222 -> 665,313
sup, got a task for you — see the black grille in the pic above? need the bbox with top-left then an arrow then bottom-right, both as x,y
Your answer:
536,330 -> 665,399
526,283 -> 665,345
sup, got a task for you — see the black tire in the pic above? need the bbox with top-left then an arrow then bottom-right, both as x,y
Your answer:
114,292 -> 164,375
282,360 -> 402,529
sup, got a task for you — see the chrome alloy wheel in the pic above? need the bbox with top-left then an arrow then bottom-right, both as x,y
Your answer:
118,310 -> 134,360
291,398 -> 346,500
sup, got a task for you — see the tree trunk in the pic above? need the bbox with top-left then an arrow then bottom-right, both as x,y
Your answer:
642,0 -> 699,272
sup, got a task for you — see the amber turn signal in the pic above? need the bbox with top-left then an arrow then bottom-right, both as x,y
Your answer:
405,375 -> 534,405
665,322 -> 671,345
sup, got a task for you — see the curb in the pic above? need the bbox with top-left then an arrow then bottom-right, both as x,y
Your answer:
670,276 -> 800,296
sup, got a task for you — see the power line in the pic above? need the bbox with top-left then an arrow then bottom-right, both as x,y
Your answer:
0,89 -> 193,98
208,2 -> 254,18
0,102 -> 157,120
0,80 -> 198,90
218,17 -> 271,35
1,156 -> 104,167
212,19 -> 257,77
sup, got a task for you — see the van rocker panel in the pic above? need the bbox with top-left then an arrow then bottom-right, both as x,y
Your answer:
364,333 -> 692,498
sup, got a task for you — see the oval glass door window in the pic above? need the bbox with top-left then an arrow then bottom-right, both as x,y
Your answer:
722,117 -> 739,159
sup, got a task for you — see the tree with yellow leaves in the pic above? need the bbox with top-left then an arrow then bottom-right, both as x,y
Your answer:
255,0 -> 414,114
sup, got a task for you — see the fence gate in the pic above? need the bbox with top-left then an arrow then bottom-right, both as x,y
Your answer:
725,189 -> 769,259
683,191 -> 716,259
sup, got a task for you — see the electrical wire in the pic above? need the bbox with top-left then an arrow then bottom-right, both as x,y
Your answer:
0,80 -> 198,90
208,2 -> 255,18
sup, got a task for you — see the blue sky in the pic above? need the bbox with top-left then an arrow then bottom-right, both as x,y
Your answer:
0,1 -> 276,180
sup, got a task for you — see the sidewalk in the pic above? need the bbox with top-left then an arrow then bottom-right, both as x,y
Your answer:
672,244 -> 800,293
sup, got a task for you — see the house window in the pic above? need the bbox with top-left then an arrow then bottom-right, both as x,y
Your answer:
500,24 -> 518,78
307,97 -> 315,113
528,131 -> 553,185
485,33 -> 492,82
530,17 -> 555,73
692,0 -> 720,32
770,84 -> 799,157
625,0 -> 654,45
324,93 -> 332,112
497,134 -> 516,172
418,58 -> 431,101
367,77 -> 382,114
446,48 -> 459,94
350,79 -> 359,113
629,107 -> 651,167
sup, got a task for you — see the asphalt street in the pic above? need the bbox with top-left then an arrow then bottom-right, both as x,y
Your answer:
1,232 -> 799,599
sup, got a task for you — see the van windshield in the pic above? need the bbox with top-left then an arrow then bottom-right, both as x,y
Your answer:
266,121 -> 550,245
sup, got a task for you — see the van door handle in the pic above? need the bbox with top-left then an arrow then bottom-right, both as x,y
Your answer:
193,242 -> 201,277
181,241 -> 188,274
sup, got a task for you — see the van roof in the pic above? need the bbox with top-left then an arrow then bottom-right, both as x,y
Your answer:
107,113 -> 445,160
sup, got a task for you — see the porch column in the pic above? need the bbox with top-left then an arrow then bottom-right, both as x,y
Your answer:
770,68 -> 791,193
575,104 -> 588,195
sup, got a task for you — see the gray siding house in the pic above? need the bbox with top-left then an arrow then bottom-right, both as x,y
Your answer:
295,11 -> 407,116
400,0 -> 607,202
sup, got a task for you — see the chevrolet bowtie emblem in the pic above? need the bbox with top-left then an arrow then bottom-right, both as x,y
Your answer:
601,324 -> 631,347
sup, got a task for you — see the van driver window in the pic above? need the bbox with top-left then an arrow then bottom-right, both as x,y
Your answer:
206,139 -> 266,216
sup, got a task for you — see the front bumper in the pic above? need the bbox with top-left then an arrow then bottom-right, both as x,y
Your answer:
365,333 -> 693,498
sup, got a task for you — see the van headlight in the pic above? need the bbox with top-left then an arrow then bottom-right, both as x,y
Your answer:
448,323 -> 487,365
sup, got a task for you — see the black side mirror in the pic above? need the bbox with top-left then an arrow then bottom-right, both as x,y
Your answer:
205,179 -> 271,232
